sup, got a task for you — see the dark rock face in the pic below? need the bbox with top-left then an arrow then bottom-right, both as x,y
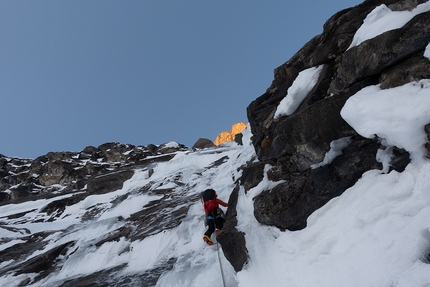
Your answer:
254,138 -> 382,230
192,138 -> 216,149
380,53 -> 430,89
246,0 -> 423,231
87,169 -> 135,194
217,0 -> 428,271
331,10 -> 430,93
217,185 -> 248,272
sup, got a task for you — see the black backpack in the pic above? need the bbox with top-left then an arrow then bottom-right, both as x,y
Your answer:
202,189 -> 216,202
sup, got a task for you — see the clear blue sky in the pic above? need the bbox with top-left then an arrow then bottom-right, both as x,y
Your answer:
0,0 -> 360,158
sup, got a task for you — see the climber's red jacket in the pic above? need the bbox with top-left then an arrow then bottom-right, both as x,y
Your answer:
203,198 -> 228,215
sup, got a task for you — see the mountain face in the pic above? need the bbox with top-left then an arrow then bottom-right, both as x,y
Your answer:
1,0 -> 430,286
247,0 -> 428,230
0,142 -> 188,202
223,0 -> 430,271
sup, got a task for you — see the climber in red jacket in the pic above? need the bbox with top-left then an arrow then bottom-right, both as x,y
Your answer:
200,189 -> 228,246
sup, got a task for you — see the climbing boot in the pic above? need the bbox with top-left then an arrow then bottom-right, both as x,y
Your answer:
203,235 -> 213,246
215,228 -> 221,235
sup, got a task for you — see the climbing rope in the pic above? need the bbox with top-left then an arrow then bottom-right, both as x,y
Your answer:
216,240 -> 227,287
214,217 -> 227,287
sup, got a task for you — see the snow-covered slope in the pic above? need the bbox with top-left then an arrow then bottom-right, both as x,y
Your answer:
1,2 -> 430,286
0,132 -> 256,286
2,96 -> 430,286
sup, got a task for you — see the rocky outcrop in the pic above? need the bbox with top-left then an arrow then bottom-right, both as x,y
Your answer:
254,137 -> 384,230
214,122 -> 247,145
217,185 -> 248,272
245,0 -> 426,230
192,138 -> 216,149
331,10 -> 430,93
217,0 -> 429,271
0,142 -> 188,203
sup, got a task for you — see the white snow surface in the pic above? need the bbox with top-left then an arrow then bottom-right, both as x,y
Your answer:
341,80 -> 430,160
274,65 -> 324,118
425,43 -> 430,60
311,137 -> 352,169
348,1 -> 430,49
2,5 -> 430,287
